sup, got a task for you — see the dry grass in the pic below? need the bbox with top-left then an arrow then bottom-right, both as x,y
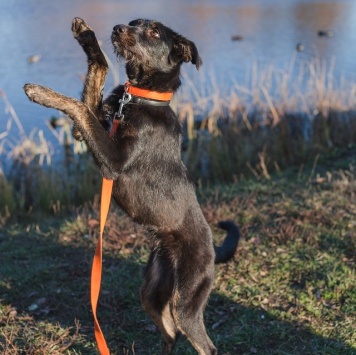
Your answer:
0,90 -> 99,219
1,56 -> 356,219
178,56 -> 356,183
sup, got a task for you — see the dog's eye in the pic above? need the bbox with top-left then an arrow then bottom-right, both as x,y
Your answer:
150,28 -> 160,39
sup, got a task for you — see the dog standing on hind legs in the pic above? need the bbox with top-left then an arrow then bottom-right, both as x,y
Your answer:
24,17 -> 240,354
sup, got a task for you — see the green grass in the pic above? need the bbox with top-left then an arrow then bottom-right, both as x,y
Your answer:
0,152 -> 355,354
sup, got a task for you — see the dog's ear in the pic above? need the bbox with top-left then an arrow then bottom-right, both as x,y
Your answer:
170,34 -> 202,69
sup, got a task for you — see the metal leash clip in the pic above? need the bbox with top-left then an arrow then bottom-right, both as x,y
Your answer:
116,91 -> 132,121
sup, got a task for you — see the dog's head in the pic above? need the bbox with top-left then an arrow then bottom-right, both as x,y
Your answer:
111,19 -> 202,90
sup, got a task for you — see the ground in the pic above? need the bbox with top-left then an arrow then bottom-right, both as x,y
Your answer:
0,150 -> 355,354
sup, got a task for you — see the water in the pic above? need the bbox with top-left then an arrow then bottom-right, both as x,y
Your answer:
1,0 -> 356,147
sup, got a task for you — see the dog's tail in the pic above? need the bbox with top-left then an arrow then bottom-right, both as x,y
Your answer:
214,220 -> 240,264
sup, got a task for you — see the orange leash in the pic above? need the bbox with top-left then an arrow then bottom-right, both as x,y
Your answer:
91,177 -> 112,355
90,83 -> 172,354
90,117 -> 120,355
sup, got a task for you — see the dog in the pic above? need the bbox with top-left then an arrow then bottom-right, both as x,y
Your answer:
24,18 -> 240,355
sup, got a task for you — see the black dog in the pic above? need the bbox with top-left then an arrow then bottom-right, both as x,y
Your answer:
24,18 -> 239,355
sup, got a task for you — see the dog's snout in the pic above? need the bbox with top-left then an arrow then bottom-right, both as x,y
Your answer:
113,24 -> 127,34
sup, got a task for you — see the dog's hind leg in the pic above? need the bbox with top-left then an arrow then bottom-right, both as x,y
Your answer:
172,254 -> 217,355
71,17 -> 109,139
173,288 -> 217,355
141,251 -> 179,354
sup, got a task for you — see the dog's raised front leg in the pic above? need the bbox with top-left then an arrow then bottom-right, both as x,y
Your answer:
72,17 -> 108,115
71,17 -> 109,140
23,84 -> 119,180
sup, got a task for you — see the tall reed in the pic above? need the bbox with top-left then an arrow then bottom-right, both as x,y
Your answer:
0,55 -> 355,219
0,90 -> 100,221
178,56 -> 356,182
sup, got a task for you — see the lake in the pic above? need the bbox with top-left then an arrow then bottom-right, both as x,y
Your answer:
1,0 -> 356,147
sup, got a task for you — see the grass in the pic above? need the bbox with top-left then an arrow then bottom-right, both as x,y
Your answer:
0,150 -> 355,354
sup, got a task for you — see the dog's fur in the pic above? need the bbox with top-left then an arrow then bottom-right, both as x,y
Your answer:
24,18 -> 240,354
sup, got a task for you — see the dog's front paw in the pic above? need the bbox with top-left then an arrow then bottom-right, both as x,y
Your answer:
72,17 -> 95,42
71,17 -> 106,64
23,83 -> 49,104
24,84 -> 74,113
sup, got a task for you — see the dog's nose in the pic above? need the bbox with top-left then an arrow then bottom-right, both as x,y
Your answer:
113,24 -> 127,34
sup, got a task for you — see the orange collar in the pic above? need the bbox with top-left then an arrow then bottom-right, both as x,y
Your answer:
124,81 -> 173,102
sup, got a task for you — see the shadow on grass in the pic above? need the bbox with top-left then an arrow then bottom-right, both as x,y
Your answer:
0,224 -> 354,355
